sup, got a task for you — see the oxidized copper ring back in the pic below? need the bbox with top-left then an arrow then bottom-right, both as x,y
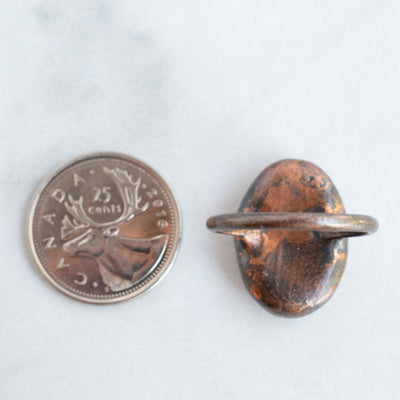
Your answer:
207,160 -> 378,317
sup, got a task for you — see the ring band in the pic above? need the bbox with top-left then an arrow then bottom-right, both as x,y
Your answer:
206,212 -> 378,239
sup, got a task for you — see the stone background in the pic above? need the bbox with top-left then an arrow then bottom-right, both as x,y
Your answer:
0,1 -> 398,399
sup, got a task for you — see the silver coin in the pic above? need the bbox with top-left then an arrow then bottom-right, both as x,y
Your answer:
27,152 -> 181,304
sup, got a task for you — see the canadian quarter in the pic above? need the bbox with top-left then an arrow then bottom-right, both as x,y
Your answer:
28,152 -> 181,304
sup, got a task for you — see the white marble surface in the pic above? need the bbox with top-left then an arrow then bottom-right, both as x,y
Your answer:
0,1 -> 399,399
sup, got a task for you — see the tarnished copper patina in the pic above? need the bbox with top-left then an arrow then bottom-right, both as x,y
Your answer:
207,160 -> 378,317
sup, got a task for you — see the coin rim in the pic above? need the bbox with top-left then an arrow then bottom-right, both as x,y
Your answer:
27,152 -> 182,304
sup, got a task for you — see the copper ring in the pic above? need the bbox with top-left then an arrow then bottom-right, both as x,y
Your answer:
206,159 -> 379,317
206,212 -> 378,239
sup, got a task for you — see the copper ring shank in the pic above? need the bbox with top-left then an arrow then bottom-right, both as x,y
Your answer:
206,212 -> 378,239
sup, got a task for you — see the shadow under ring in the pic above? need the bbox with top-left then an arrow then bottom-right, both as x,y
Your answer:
206,212 -> 378,239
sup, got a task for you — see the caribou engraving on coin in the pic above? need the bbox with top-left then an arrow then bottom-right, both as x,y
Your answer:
28,153 -> 181,303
